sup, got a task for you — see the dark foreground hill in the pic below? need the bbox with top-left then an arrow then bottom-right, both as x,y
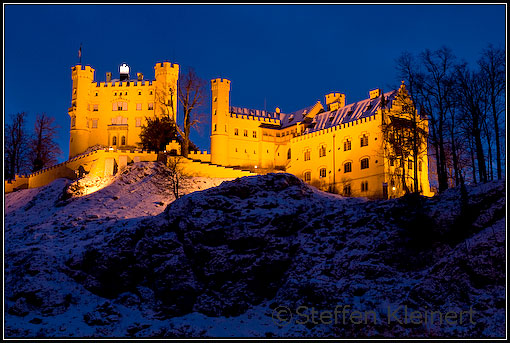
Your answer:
4,162 -> 505,338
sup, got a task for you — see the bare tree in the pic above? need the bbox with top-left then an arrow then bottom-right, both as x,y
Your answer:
478,44 -> 505,180
153,67 -> 206,158
418,47 -> 457,193
5,112 -> 29,179
30,113 -> 62,172
381,86 -> 428,195
454,63 -> 488,183
176,68 -> 207,158
166,156 -> 186,199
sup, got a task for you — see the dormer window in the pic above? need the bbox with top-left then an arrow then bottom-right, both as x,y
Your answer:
288,115 -> 294,122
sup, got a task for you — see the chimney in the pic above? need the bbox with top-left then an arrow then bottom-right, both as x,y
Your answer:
325,93 -> 345,111
369,88 -> 382,99
106,72 -> 112,82
137,72 -> 143,81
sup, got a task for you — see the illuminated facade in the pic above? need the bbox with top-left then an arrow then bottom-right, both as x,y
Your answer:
210,79 -> 433,198
68,62 -> 179,158
66,61 -> 432,199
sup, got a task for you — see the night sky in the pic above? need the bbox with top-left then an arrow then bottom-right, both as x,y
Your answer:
4,4 -> 506,163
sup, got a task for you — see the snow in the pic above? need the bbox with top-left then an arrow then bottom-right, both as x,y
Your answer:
4,163 -> 506,338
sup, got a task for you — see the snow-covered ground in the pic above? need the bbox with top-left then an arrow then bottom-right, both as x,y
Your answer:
4,162 -> 506,338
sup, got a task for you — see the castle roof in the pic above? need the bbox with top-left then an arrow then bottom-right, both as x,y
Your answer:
279,104 -> 318,128
230,106 -> 280,119
305,90 -> 397,134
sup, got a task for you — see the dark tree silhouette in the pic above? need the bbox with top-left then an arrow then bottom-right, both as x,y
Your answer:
30,113 -> 62,172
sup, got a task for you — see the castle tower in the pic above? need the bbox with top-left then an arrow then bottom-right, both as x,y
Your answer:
210,78 -> 231,165
69,65 -> 95,158
154,62 -> 179,121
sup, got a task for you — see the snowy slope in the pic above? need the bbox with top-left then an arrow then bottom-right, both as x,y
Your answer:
4,162 -> 506,338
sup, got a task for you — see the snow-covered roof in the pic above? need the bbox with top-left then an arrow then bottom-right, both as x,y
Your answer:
230,106 -> 280,119
279,104 -> 318,129
305,90 -> 397,134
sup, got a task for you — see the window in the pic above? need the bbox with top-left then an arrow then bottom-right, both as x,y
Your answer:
71,116 -> 76,127
138,91 -> 142,95
304,171 -> 311,182
319,145 -> 326,157
136,117 -> 142,127
121,136 -> 126,145
419,161 -> 422,172
287,149 -> 291,160
361,158 -> 369,169
92,119 -> 98,128
360,134 -> 369,147
93,104 -> 99,112
344,162 -> 352,173
361,181 -> 368,192
112,136 -> 117,145
319,168 -> 327,178
95,92 -> 98,97
148,103 -> 154,110
253,131 -> 257,138
234,128 -> 239,136
149,90 -> 153,95
344,139 -> 351,151
304,150 -> 311,161
343,185 -> 351,196
213,124 -> 217,132
243,129 -> 248,137
136,103 -> 142,111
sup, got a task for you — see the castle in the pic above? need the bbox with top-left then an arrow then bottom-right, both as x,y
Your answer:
5,61 -> 433,199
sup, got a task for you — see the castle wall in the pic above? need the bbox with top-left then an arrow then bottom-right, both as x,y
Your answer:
288,114 -> 386,198
69,62 -> 179,158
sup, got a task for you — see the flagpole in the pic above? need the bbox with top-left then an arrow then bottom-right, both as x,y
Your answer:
79,43 -> 82,65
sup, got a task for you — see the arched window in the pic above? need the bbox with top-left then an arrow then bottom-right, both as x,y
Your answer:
344,162 -> 352,173
121,136 -> 126,145
319,145 -> 326,157
361,158 -> 369,169
304,171 -> 311,182
112,136 -> 117,145
319,168 -> 327,178
287,148 -> 291,160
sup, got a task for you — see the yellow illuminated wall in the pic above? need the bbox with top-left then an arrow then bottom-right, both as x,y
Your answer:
68,62 -> 179,158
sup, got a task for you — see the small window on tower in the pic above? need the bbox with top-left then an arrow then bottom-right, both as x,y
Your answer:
136,117 -> 142,127
136,103 -> 142,111
93,104 -> 99,112
148,103 -> 154,110
92,119 -> 98,128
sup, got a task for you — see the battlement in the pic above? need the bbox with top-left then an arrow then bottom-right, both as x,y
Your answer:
155,61 -> 179,69
229,113 -> 281,125
189,150 -> 210,156
72,65 -> 95,76
154,62 -> 179,78
291,114 -> 379,143
211,78 -> 231,90
96,80 -> 154,87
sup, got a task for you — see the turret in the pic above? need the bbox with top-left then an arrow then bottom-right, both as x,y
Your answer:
325,92 -> 345,111
210,78 -> 231,165
69,64 -> 95,158
154,62 -> 179,121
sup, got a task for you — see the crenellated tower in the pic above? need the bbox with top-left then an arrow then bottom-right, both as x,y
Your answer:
210,78 -> 231,165
154,62 -> 179,121
69,65 -> 95,158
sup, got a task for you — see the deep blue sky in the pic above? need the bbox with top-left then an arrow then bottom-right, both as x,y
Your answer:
4,4 -> 506,162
